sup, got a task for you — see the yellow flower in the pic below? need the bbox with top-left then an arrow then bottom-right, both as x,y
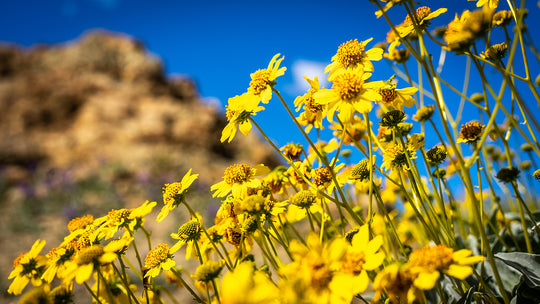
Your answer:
381,142 -> 413,172
279,233 -> 351,304
325,38 -> 383,81
247,53 -> 286,103
377,77 -> 418,110
476,0 -> 499,8
397,6 -> 447,39
95,200 -> 156,239
211,164 -> 270,198
170,215 -> 203,260
315,71 -> 383,124
294,76 -> 327,133
41,245 -> 76,283
8,239 -> 47,295
92,264 -> 136,304
221,92 -> 265,143
372,263 -> 423,304
220,262 -> 279,304
458,121 -> 485,144
144,243 -> 178,278
407,244 -> 485,290
157,169 -> 199,222
62,241 -> 121,284
333,225 -> 386,300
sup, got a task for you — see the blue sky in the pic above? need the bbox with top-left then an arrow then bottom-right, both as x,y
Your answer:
1,0 -> 539,160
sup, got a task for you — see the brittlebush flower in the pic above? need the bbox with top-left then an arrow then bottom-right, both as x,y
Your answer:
325,38 -> 383,81
247,53 -> 286,104
41,245 -> 76,283
407,245 -> 485,290
279,233 -> 350,304
211,164 -> 270,198
221,92 -> 265,143
157,169 -> 199,222
373,263 -> 422,304
144,243 -> 178,278
8,240 -> 47,295
62,241 -> 122,284
397,6 -> 447,39
95,200 -> 156,239
295,76 -> 326,133
476,0 -> 499,8
315,71 -> 383,124
333,225 -> 386,301
221,262 -> 279,304
377,77 -> 417,110
170,215 -> 203,260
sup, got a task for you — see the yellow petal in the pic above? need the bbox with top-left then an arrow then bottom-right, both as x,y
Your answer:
413,270 -> 440,290
75,263 -> 94,284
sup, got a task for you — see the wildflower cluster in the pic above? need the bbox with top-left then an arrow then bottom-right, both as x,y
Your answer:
8,1 -> 540,304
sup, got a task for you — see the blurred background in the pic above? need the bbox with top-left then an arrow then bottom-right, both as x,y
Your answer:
1,0 -> 540,303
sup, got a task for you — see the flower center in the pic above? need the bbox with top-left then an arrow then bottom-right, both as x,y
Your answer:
176,220 -> 201,241
145,244 -> 170,269
224,164 -> 253,185
249,69 -> 272,95
379,88 -> 398,105
313,167 -> 332,187
460,121 -> 484,143
291,190 -> 317,208
107,209 -> 131,226
336,39 -> 366,67
307,259 -> 333,291
162,182 -> 185,207
405,6 -> 432,24
76,245 -> 105,265
333,72 -> 364,101
408,245 -> 454,271
68,214 -> 94,233
342,251 -> 366,275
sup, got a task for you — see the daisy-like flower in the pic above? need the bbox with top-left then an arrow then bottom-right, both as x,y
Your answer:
377,77 -> 418,110
476,0 -> 499,8
157,169 -> 199,222
325,38 -> 384,81
41,245 -> 76,283
279,233 -> 351,304
8,240 -> 47,295
221,92 -> 265,143
170,215 -> 203,260
372,263 -> 423,304
62,241 -> 122,284
333,225 -> 386,302
407,244 -> 485,290
397,6 -> 447,39
315,71 -> 383,124
95,200 -> 156,239
220,262 -> 279,304
211,164 -> 270,198
381,141 -> 412,172
144,243 -> 178,278
247,53 -> 286,104
458,121 -> 485,144
295,76 -> 327,133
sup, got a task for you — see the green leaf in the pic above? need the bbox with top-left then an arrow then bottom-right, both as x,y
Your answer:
495,252 -> 540,288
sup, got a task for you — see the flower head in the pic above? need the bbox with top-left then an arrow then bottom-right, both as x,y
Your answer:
144,244 -> 177,278
377,77 -> 417,110
325,38 -> 383,81
315,71 -> 383,124
8,240 -> 47,295
333,225 -> 386,299
157,169 -> 199,222
62,242 -> 119,284
295,76 -> 327,133
407,245 -> 484,290
221,93 -> 265,143
171,215 -> 203,260
458,121 -> 485,144
496,167 -> 520,183
211,164 -> 269,198
247,53 -> 286,103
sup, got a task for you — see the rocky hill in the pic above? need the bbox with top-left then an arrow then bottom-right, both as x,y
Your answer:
0,30 -> 279,301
